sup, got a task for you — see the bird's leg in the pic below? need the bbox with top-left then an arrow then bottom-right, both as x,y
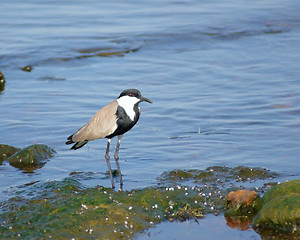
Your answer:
105,138 -> 115,189
114,135 -> 122,160
114,135 -> 123,190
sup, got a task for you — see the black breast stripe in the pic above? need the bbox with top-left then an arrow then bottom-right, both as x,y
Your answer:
106,104 -> 140,139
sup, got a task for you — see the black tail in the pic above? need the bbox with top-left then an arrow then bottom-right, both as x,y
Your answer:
66,134 -> 88,150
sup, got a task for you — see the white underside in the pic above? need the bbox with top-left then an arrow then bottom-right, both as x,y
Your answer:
117,95 -> 140,121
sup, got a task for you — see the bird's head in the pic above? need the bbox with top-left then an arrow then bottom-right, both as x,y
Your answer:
118,89 -> 152,104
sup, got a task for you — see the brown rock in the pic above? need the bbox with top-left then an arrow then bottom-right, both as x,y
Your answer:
227,190 -> 258,207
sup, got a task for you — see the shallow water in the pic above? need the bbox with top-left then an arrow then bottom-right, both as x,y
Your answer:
1,0 -> 300,238
137,214 -> 261,240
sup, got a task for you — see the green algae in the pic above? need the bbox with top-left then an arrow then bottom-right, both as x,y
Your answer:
0,182 -> 205,239
260,180 -> 300,205
252,180 -> 300,235
0,166 -> 283,239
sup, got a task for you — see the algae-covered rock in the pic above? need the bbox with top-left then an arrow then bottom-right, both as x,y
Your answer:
167,169 -> 194,181
0,166 -> 280,239
233,166 -> 276,180
0,180 -> 206,239
0,70 -> 5,92
0,144 -> 20,163
252,180 -> 300,235
7,144 -> 56,171
160,166 -> 276,185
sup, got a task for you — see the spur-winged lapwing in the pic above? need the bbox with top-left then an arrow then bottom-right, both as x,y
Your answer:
66,89 -> 152,189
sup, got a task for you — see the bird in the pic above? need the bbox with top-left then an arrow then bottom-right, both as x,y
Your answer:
66,89 -> 152,189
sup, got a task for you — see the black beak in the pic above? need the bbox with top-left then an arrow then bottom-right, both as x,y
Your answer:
141,96 -> 152,103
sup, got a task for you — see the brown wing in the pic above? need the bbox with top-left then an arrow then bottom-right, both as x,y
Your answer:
72,100 -> 118,142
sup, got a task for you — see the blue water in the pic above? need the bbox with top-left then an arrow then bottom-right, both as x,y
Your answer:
137,214 -> 261,240
1,0 -> 300,238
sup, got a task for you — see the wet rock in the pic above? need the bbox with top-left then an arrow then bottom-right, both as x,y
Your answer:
7,144 -> 56,172
21,65 -> 33,72
252,180 -> 300,235
0,70 -> 5,92
0,144 -> 20,163
226,190 -> 259,215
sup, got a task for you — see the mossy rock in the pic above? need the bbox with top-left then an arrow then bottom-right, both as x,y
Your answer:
0,144 -> 20,163
7,144 -> 56,171
252,180 -> 300,235
260,180 -> 300,205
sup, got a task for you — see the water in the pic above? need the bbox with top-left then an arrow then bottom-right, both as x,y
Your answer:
1,0 -> 300,238
137,214 -> 261,240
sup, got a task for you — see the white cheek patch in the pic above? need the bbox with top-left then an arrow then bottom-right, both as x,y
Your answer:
117,96 -> 140,121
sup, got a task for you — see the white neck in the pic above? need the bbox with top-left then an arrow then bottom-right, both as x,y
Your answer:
117,96 -> 140,121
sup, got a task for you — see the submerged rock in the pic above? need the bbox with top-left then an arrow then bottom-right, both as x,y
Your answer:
160,165 -> 276,184
76,46 -> 140,58
21,65 -> 33,72
7,144 -> 56,172
252,180 -> 300,235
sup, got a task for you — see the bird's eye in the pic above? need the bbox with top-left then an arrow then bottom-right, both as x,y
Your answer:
128,93 -> 134,97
